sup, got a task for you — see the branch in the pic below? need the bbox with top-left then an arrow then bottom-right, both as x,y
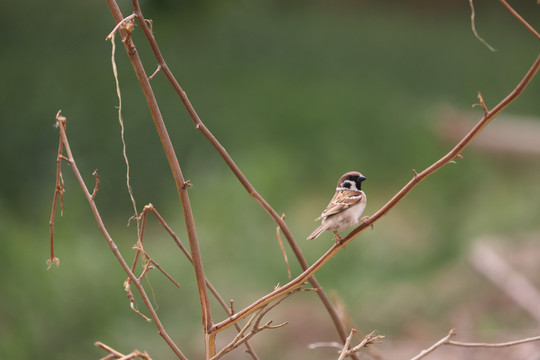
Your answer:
499,0 -> 540,41
95,341 -> 153,360
128,1 -> 361,355
212,53 -> 540,334
53,111 -> 187,360
409,329 -> 540,360
211,286 -> 306,360
337,330 -> 384,360
105,2 -> 214,355
138,204 -> 260,360
48,123 -> 66,268
410,329 -> 456,360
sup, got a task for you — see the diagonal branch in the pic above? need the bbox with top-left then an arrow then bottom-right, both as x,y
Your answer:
211,53 -> 540,333
499,0 -> 540,41
139,204 -> 261,359
54,111 -> 187,360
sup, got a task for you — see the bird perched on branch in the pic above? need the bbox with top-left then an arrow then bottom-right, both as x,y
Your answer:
307,171 -> 367,242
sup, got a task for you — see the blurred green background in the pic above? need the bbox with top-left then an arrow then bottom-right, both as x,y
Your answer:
1,0 -> 539,359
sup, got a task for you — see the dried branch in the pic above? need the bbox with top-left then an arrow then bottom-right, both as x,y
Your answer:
108,30 -> 139,232
136,204 -> 260,359
336,330 -> 384,360
91,170 -> 100,199
53,112 -> 187,359
48,125 -> 66,268
127,1 -> 361,355
211,53 -> 540,334
447,335 -> 540,348
499,0 -> 540,41
410,329 -> 540,360
95,341 -> 153,360
469,0 -> 497,51
276,214 -> 291,279
211,286 -> 306,360
105,4 -> 214,357
410,329 -> 457,360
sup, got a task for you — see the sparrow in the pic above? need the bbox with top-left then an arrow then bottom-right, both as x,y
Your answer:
307,171 -> 367,242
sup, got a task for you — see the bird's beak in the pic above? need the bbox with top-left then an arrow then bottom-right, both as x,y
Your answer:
359,175 -> 366,182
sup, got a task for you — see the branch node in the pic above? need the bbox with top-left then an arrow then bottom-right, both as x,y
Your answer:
181,180 -> 192,189
149,65 -> 162,80
106,13 -> 136,40
473,91 -> 489,115
91,170 -> 100,199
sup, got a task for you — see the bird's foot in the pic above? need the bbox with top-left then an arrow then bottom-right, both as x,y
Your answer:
333,232 -> 344,245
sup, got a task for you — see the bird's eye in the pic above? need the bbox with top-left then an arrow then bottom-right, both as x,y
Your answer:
348,175 -> 356,181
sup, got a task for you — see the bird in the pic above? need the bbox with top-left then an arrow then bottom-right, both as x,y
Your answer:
307,171 -> 367,242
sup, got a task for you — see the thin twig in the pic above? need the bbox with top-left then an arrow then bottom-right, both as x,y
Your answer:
448,335 -> 540,348
91,170 -> 100,199
105,13 -> 136,40
95,341 -> 153,360
469,0 -> 497,51
337,329 -> 355,360
410,329 -> 540,360
212,286 -> 304,360
410,329 -> 456,360
276,214 -> 291,279
109,31 -> 140,232
48,121 -> 66,268
336,330 -> 384,360
499,0 -> 540,41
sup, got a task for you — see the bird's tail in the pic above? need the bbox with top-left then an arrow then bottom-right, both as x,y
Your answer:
307,223 -> 328,240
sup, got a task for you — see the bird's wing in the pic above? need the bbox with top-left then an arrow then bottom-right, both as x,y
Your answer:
316,190 -> 365,219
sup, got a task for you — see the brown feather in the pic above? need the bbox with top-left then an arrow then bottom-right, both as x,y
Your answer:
316,189 -> 365,220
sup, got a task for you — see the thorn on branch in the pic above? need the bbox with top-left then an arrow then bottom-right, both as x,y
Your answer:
91,170 -> 100,199
181,180 -> 192,189
412,169 -> 419,178
149,65 -> 162,80
473,91 -> 489,115
144,18 -> 153,33
229,299 -> 235,315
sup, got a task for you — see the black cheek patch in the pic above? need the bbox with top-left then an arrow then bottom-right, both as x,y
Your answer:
343,182 -> 351,189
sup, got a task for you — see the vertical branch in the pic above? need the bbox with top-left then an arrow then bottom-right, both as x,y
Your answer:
104,3 -> 214,356
48,132 -> 66,268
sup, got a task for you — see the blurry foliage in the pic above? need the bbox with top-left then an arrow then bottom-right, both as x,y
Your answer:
1,0 -> 539,359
